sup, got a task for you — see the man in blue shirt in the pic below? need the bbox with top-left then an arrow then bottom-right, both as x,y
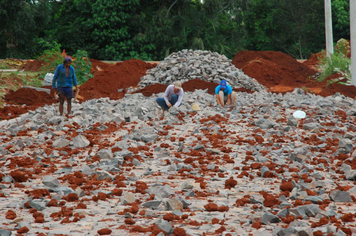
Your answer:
215,80 -> 236,107
52,57 -> 78,117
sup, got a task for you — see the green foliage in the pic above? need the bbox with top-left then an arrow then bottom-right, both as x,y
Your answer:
34,42 -> 92,85
88,0 -> 141,60
20,74 -> 43,88
317,39 -> 351,83
37,41 -> 64,76
332,0 -> 350,39
244,0 -> 324,59
0,0 -> 352,61
0,62 -> 10,69
72,50 -> 93,85
0,0 -> 52,58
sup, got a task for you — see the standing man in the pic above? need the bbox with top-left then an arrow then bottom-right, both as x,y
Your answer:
215,79 -> 236,107
52,57 -> 78,117
156,81 -> 184,119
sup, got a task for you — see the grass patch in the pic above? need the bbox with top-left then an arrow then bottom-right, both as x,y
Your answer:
317,38 -> 351,84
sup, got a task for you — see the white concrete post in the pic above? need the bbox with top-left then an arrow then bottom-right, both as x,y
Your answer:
325,0 -> 334,58
351,0 -> 356,85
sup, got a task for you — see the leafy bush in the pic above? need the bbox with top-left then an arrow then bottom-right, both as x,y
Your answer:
317,38 -> 351,83
34,42 -> 92,85
38,41 -> 64,73
72,50 -> 93,85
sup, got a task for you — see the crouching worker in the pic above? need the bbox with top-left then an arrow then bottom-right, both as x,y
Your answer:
215,79 -> 236,107
156,81 -> 184,119
52,57 -> 78,117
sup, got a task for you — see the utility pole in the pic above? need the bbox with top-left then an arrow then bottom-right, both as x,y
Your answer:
325,0 -> 334,58
351,0 -> 356,85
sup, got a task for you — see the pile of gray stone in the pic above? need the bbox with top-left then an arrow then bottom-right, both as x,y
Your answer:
139,49 -> 265,92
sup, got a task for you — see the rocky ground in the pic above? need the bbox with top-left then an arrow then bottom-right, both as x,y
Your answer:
1,50 -> 356,236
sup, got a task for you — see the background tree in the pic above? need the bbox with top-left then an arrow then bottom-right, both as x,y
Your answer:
44,0 -> 94,57
0,0 -> 52,58
88,0 -> 140,60
332,0 -> 350,40
244,0 -> 325,59
0,0 -> 352,61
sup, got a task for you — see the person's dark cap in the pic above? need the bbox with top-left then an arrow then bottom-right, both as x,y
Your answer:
64,57 -> 72,63
220,80 -> 227,89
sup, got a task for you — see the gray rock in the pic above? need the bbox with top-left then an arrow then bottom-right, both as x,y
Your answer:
304,204 -> 322,217
52,138 -> 70,148
287,115 -> 298,126
262,211 -> 281,224
97,149 -> 113,159
29,199 -> 46,211
0,230 -> 12,236
48,116 -> 62,125
330,190 -> 353,202
277,208 -> 289,217
303,122 -> 319,130
261,166 -> 269,177
304,196 -> 324,204
141,200 -> 162,209
42,175 -> 60,188
156,219 -> 173,234
338,138 -> 353,153
146,184 -> 174,198
165,198 -> 183,211
290,206 -> 307,218
96,170 -> 114,180
121,192 -> 135,205
73,134 -> 90,148
52,187 -> 76,195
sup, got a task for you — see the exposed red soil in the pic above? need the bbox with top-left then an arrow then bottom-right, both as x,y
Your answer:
232,50 -> 356,97
79,59 -> 156,100
4,88 -> 56,106
18,59 -> 45,71
2,50 -> 356,121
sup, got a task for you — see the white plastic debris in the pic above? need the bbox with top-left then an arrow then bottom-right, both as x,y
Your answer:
43,73 -> 54,86
293,110 -> 306,119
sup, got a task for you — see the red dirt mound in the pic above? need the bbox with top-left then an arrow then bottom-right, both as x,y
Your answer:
79,59 -> 156,101
303,51 -> 325,68
19,59 -> 45,72
319,75 -> 356,97
233,51 -> 317,76
232,50 -> 356,96
89,59 -> 112,73
4,88 -> 56,106
232,51 -> 318,88
0,105 -> 36,120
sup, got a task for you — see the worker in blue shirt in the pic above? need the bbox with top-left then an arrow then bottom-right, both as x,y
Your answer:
52,57 -> 78,117
215,80 -> 236,107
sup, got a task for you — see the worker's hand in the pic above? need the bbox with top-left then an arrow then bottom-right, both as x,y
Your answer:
75,86 -> 79,91
53,88 -> 58,99
168,103 -> 172,108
